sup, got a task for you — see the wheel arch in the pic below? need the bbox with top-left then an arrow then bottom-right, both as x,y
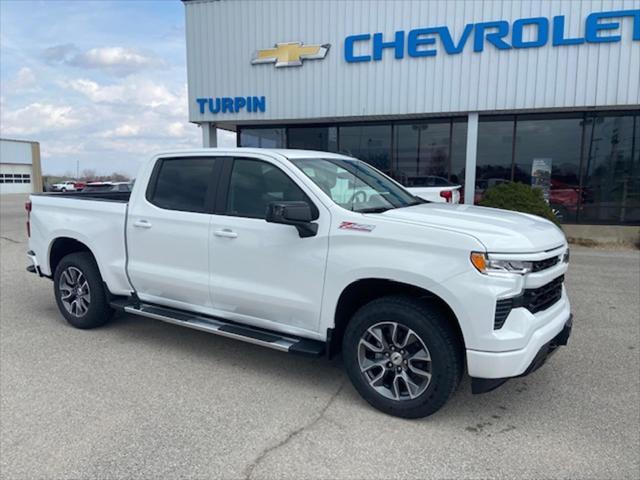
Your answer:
49,237 -> 96,276
328,278 -> 466,359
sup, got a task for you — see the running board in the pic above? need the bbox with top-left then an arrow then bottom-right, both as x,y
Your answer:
113,300 -> 325,357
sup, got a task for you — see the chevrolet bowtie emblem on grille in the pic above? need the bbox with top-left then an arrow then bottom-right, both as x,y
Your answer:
251,42 -> 330,68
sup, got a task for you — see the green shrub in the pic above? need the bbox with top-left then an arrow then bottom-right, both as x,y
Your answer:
478,182 -> 560,226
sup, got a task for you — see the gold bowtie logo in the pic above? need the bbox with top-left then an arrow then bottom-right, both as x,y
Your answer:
252,42 -> 330,68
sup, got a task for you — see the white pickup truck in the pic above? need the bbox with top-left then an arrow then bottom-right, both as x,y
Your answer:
405,176 -> 461,204
26,149 -> 572,418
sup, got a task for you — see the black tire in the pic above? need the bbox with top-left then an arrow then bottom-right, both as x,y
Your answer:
342,295 -> 464,419
53,252 -> 114,329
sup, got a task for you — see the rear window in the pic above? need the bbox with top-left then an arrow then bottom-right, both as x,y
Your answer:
149,157 -> 218,213
408,176 -> 455,187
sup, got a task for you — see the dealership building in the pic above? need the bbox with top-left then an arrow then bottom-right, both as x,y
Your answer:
183,0 -> 640,228
0,138 -> 43,195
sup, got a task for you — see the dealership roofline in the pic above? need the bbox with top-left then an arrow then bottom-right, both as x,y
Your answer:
0,138 -> 40,146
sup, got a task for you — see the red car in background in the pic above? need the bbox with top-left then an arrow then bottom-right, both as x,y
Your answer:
549,179 -> 582,220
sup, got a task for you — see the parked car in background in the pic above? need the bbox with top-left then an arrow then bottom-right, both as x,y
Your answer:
549,179 -> 581,222
51,180 -> 80,192
404,176 -> 461,203
82,182 -> 132,193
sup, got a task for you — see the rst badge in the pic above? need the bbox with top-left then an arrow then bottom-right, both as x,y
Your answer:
251,42 -> 330,67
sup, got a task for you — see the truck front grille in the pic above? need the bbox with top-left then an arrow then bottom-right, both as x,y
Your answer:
493,275 -> 564,329
521,275 -> 564,314
531,256 -> 560,272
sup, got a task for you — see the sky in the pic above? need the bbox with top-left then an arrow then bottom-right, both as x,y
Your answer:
0,0 -> 236,178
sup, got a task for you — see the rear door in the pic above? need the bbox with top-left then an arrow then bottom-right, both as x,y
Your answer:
126,156 -> 221,310
208,156 -> 330,335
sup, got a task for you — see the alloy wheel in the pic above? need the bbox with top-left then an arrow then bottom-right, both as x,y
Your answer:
358,321 -> 432,401
59,266 -> 91,317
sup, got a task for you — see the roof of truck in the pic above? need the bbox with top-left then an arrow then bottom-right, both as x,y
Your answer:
152,148 -> 356,161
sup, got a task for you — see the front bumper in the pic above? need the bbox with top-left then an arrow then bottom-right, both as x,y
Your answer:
471,314 -> 573,394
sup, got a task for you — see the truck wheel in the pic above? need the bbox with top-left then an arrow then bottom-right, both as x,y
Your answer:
53,252 -> 114,329
342,295 -> 463,418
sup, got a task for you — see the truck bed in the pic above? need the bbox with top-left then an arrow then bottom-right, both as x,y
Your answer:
29,191 -> 132,295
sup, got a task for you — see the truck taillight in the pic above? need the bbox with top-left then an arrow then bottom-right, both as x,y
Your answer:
25,201 -> 31,237
440,190 -> 453,203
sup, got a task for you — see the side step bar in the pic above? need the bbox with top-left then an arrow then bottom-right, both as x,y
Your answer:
111,299 -> 325,357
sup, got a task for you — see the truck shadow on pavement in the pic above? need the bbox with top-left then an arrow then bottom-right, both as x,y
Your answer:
96,310 -> 556,426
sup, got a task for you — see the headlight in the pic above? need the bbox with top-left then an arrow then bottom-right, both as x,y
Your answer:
470,252 -> 532,275
562,248 -> 570,263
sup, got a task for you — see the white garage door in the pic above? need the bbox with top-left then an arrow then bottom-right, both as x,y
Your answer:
0,164 -> 33,194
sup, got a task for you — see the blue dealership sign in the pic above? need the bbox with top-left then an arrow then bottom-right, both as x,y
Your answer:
196,96 -> 266,114
344,9 -> 640,62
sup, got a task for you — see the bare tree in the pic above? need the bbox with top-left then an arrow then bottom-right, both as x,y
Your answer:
110,172 -> 130,182
81,169 -> 97,181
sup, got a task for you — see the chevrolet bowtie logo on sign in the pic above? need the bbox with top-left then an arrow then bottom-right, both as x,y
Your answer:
251,42 -> 330,67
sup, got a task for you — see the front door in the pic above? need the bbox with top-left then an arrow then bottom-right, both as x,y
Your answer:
208,157 -> 330,335
127,156 -> 220,310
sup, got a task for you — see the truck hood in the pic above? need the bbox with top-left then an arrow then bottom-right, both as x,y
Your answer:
378,203 -> 566,253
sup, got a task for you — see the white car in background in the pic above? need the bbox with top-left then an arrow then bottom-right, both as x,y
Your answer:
51,181 -> 80,192
405,176 -> 461,203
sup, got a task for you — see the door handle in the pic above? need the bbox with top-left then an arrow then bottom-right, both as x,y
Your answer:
214,228 -> 238,238
133,219 -> 152,229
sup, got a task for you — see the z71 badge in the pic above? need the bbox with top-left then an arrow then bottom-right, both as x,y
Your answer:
338,221 -> 376,232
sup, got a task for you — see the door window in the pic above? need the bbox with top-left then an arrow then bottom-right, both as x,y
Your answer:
225,159 -> 314,219
148,157 -> 218,213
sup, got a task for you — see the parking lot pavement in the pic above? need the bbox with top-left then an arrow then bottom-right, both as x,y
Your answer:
1,193 -> 639,479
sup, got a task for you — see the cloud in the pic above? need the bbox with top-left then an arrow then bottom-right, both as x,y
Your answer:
15,67 -> 36,87
1,102 -> 83,136
71,47 -> 166,75
166,121 -> 186,138
2,0 -> 200,176
43,44 -> 166,76
100,123 -> 142,138
42,43 -> 77,62
67,77 -> 184,113
3,67 -> 38,93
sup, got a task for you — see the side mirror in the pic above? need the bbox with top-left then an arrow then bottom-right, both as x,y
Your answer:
266,201 -> 318,238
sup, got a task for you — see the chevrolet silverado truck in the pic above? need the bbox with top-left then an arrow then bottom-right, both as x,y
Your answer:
26,149 -> 572,418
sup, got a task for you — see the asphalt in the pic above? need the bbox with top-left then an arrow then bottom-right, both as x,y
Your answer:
1,193 -> 639,479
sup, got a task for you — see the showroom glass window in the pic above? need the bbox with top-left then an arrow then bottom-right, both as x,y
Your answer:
394,120 -> 450,186
475,116 -> 515,202
338,125 -> 392,174
580,113 -> 639,224
288,126 -> 338,152
240,128 -> 286,148
450,120 -> 468,186
514,114 -> 584,223
393,118 -> 467,188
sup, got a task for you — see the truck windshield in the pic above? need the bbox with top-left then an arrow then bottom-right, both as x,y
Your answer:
292,158 -> 422,213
